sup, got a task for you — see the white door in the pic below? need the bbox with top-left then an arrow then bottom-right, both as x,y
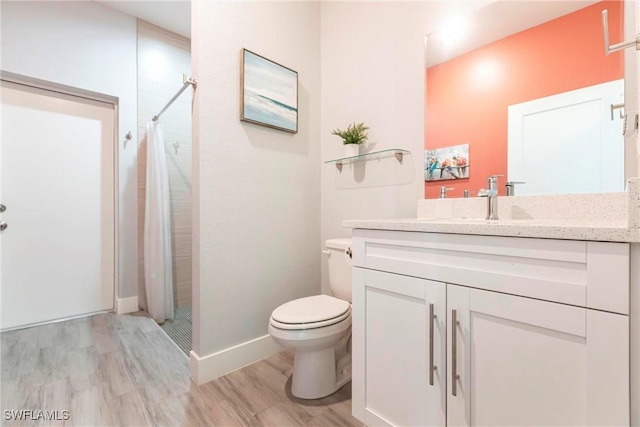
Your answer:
355,268 -> 446,427
508,79 -> 625,195
447,285 -> 629,427
0,80 -> 116,330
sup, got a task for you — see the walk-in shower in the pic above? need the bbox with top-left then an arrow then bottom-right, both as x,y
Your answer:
138,20 -> 194,356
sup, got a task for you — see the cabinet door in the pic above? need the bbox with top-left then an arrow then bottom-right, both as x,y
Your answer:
447,285 -> 629,427
352,268 -> 446,426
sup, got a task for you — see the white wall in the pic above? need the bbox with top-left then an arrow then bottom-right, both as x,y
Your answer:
95,1 -> 191,39
191,0 -> 321,382
320,2 -> 434,295
1,1 -> 139,299
631,243 -> 640,426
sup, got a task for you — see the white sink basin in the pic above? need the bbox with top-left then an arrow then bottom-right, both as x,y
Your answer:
416,217 -> 536,224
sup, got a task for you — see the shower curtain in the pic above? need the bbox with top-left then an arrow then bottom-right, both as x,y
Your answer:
144,121 -> 174,323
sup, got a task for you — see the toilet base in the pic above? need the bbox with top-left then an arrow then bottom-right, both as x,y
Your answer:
291,335 -> 352,399
268,312 -> 352,400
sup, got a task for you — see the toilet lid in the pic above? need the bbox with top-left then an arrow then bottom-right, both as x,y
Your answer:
272,295 -> 350,324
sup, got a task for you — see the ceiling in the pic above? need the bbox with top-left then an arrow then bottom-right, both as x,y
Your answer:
95,0 -> 191,38
426,0 -> 599,67
93,0 -> 599,64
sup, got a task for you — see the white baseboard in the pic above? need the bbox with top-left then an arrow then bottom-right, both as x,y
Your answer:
190,334 -> 282,385
116,296 -> 139,314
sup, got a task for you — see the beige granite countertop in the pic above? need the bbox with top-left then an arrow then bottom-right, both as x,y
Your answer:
344,180 -> 640,242
343,218 -> 640,242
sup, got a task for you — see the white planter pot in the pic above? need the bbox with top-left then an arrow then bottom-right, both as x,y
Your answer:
344,144 -> 361,158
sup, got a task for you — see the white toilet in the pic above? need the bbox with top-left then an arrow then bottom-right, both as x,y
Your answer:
268,238 -> 353,399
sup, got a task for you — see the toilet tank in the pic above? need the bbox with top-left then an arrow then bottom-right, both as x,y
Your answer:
325,238 -> 353,302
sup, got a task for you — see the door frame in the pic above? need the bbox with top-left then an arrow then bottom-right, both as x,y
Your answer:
0,70 -> 120,328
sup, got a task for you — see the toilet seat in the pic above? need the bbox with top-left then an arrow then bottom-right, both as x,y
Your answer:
270,295 -> 351,330
270,309 -> 351,330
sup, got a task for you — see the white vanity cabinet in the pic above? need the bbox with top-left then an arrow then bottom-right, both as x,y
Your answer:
447,285 -> 628,427
353,268 -> 446,426
351,229 -> 631,427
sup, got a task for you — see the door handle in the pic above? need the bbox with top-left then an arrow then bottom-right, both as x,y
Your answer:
0,221 -> 7,231
452,309 -> 460,397
429,303 -> 437,386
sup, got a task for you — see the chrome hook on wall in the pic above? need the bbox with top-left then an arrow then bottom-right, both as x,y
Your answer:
172,141 -> 180,155
124,131 -> 132,148
602,9 -> 640,55
611,103 -> 625,120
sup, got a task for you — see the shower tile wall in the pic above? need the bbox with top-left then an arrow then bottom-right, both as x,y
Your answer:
137,20 -> 192,309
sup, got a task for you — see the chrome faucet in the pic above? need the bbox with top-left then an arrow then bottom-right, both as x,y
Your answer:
439,186 -> 454,199
505,181 -> 526,196
477,175 -> 502,220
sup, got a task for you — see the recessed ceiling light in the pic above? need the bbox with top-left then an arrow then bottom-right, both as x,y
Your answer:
437,15 -> 469,48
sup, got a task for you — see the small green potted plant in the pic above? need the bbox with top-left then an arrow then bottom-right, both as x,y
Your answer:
332,122 -> 369,158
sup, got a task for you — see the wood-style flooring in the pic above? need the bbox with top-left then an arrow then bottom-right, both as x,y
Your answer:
1,313 -> 362,427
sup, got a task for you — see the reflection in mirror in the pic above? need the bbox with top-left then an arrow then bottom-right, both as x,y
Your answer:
424,0 -> 624,198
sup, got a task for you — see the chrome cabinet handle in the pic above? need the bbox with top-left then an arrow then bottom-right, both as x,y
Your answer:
0,204 -> 5,213
429,303 -> 437,386
0,222 -> 7,231
452,309 -> 460,397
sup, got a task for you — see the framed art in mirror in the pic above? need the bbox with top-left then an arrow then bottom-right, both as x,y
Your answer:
425,144 -> 469,181
240,48 -> 298,133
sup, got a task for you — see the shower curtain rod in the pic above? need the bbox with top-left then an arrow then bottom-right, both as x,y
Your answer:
152,74 -> 197,122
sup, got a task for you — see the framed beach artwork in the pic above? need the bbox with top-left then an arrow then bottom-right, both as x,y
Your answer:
425,143 -> 470,181
240,48 -> 298,133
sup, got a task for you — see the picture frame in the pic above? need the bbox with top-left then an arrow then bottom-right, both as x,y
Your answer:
425,143 -> 470,181
240,48 -> 298,134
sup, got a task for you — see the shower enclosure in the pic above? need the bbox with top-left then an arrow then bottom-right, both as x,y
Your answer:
138,21 -> 193,355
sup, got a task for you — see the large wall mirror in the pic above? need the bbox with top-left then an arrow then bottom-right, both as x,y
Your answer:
424,0 -> 626,198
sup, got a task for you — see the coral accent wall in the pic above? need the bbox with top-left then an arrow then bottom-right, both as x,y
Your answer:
425,0 -> 623,198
